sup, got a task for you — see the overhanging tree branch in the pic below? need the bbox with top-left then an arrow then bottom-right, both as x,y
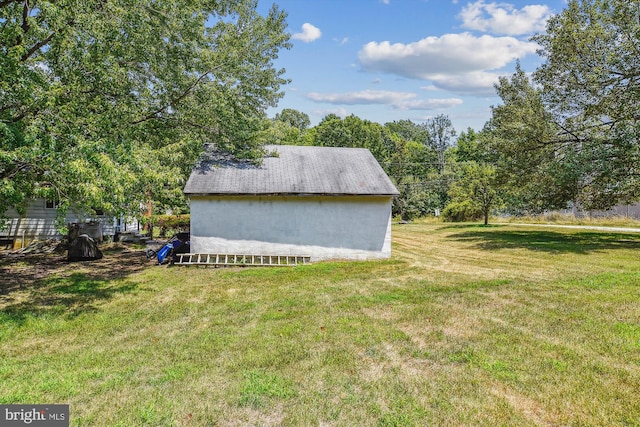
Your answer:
131,70 -> 213,125
20,31 -> 55,61
0,0 -> 291,217
1,158 -> 39,180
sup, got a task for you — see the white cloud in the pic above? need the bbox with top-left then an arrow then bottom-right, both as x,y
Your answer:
426,71 -> 505,96
459,1 -> 552,36
292,23 -> 321,43
314,108 -> 351,119
306,89 -> 462,110
357,32 -> 537,95
399,98 -> 464,110
307,90 -> 415,105
359,33 -> 536,76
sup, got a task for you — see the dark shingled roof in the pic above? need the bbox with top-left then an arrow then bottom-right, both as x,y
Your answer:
183,145 -> 399,196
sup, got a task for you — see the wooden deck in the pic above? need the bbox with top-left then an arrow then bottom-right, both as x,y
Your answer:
173,253 -> 311,267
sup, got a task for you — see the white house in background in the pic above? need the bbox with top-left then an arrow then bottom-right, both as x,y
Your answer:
183,144 -> 399,261
0,199 -> 135,249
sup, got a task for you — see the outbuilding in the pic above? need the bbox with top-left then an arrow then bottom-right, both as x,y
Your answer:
183,144 -> 399,261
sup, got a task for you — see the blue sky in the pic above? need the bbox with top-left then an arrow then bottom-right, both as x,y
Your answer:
257,0 -> 568,133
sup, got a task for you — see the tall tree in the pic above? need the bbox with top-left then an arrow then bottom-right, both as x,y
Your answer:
445,162 -> 501,225
531,0 -> 640,208
425,114 -> 456,174
313,115 -> 392,162
274,108 -> 310,131
385,119 -> 430,148
453,128 -> 491,164
484,65 -> 581,213
0,0 -> 290,217
263,108 -> 311,146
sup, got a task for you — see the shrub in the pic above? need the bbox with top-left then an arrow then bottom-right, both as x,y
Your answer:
442,200 -> 483,222
155,214 -> 190,237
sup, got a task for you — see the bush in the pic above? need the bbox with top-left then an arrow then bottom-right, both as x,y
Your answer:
442,200 -> 482,222
154,214 -> 190,237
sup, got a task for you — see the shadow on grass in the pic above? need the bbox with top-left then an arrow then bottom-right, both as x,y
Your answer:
0,250 -> 149,325
447,228 -> 640,254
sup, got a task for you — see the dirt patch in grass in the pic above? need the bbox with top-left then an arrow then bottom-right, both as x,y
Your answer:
0,247 -> 152,318
0,253 -> 69,294
0,248 -> 150,289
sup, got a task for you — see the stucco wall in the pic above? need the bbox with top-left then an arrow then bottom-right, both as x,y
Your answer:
189,195 -> 393,261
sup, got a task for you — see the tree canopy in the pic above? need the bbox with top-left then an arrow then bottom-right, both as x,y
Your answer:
483,64 -> 581,213
274,108 -> 310,131
1,0 -> 290,217
425,114 -> 456,174
313,114 -> 393,162
486,0 -> 640,211
533,0 -> 640,209
444,162 -> 500,225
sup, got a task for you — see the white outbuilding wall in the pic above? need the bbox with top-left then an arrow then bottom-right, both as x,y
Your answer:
0,198 -> 122,248
189,195 -> 393,261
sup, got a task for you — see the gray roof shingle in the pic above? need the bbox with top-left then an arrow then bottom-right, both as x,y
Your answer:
183,145 -> 399,196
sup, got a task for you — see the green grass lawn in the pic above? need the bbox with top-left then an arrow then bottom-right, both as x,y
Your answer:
1,223 -> 640,426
